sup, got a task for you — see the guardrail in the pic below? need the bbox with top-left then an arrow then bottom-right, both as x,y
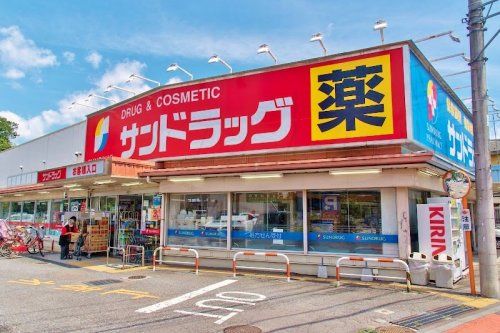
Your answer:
152,246 -> 199,275
125,245 -> 145,267
106,246 -> 126,269
336,256 -> 411,292
233,251 -> 291,282
106,245 -> 145,269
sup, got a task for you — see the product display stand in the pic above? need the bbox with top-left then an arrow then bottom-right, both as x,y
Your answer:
118,211 -> 140,248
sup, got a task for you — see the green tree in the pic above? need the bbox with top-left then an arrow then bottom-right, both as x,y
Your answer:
0,116 -> 18,151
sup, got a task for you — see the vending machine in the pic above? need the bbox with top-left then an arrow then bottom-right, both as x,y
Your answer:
417,197 -> 466,282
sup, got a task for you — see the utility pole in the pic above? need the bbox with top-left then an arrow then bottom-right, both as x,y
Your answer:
467,0 -> 499,298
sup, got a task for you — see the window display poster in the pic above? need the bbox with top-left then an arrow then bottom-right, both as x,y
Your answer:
321,194 -> 339,220
153,195 -> 162,208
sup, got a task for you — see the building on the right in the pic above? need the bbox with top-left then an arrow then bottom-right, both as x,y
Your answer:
489,139 -> 500,248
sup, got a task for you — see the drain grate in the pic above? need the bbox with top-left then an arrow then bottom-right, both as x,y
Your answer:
128,275 -> 147,280
85,279 -> 123,286
391,304 -> 476,330
224,325 -> 262,333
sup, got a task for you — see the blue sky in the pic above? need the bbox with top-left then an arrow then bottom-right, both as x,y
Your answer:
0,0 -> 498,142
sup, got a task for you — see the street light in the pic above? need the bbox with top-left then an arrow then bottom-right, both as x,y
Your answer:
87,93 -> 116,103
127,73 -> 161,86
105,85 -> 136,95
453,85 -> 472,90
430,53 -> 471,63
208,55 -> 233,73
70,101 -> 98,110
309,33 -> 327,56
166,63 -> 193,80
414,31 -> 460,43
373,19 -> 388,44
443,69 -> 471,77
257,44 -> 278,64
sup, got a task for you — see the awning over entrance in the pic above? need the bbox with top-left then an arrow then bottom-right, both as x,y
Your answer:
0,157 -> 155,196
139,150 -> 435,178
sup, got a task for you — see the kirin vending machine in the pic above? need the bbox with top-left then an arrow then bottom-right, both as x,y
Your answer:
417,197 -> 466,282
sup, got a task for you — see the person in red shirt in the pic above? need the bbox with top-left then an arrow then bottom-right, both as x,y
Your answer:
59,216 -> 78,260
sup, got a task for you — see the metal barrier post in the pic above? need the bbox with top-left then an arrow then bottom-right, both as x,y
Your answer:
106,246 -> 126,269
125,245 -> 145,267
152,246 -> 199,274
233,251 -> 291,282
335,256 -> 411,292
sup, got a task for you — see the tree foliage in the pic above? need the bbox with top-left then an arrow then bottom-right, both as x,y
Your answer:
0,116 -> 18,151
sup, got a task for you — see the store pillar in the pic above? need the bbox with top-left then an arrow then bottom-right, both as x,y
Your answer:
396,187 -> 411,259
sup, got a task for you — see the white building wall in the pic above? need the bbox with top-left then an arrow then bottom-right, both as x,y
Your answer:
0,121 -> 86,188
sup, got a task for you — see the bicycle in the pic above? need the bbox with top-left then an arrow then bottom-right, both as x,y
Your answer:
25,227 -> 44,257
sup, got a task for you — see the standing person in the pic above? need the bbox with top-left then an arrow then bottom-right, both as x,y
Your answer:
59,216 -> 78,260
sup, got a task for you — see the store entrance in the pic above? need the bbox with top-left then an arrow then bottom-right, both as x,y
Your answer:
117,195 -> 161,263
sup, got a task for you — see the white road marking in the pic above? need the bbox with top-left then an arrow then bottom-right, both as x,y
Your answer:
216,291 -> 267,302
136,279 -> 237,314
174,309 -> 239,325
175,290 -> 267,325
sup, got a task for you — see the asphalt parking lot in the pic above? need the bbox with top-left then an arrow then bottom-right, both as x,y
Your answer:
0,255 -> 496,333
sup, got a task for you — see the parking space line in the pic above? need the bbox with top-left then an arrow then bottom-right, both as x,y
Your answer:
136,279 -> 237,314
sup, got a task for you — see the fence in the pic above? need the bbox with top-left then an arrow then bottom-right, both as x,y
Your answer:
152,246 -> 199,275
233,251 -> 291,282
336,256 -> 411,292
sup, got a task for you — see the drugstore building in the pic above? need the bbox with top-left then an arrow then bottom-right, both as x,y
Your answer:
0,41 -> 475,273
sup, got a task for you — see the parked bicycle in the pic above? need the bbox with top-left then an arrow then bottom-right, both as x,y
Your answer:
0,224 -> 45,257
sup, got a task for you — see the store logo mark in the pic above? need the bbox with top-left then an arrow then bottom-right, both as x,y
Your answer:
94,116 -> 109,153
427,80 -> 438,122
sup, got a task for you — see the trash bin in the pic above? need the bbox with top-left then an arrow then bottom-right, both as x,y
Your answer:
408,252 -> 430,286
432,254 -> 454,289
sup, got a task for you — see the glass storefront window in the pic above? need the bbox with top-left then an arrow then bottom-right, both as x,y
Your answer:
35,201 -> 49,224
168,193 -> 227,248
307,191 -> 393,255
90,197 -> 100,211
409,189 -> 430,252
142,194 -> 161,234
9,202 -> 22,223
0,202 -> 9,220
69,198 -> 87,212
22,201 -> 35,223
49,200 -> 67,234
231,192 -> 303,251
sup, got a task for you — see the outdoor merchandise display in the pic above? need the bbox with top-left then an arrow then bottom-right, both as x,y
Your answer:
63,211 -> 109,258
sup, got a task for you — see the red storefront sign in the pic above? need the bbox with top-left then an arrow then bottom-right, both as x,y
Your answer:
38,167 -> 66,183
37,160 -> 105,183
85,48 -> 407,161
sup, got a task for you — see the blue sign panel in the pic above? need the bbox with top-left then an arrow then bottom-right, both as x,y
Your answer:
410,52 -> 474,173
168,229 -> 227,238
231,230 -> 303,241
168,229 -> 396,244
308,232 -> 398,244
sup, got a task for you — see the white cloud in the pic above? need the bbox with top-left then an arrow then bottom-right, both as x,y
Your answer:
166,77 -> 182,85
0,26 -> 57,79
5,60 -> 151,142
85,51 -> 102,69
0,111 -> 46,141
3,68 -> 25,79
62,51 -> 75,63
